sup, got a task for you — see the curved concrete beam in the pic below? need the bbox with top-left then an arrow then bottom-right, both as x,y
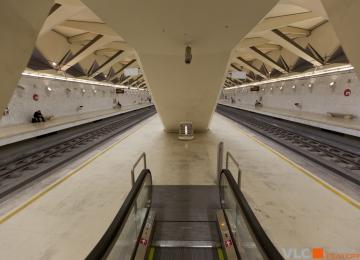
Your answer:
83,0 -> 278,131
0,0 -> 54,117
321,0 -> 360,79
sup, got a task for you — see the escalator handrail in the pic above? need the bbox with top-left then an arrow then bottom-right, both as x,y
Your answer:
220,169 -> 284,260
86,169 -> 152,260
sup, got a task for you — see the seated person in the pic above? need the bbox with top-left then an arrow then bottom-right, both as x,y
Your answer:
32,110 -> 46,123
255,100 -> 262,107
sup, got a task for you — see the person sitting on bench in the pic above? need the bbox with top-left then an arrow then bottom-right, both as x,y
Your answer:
32,110 -> 46,123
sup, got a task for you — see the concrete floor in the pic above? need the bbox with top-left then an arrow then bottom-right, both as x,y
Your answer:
0,114 -> 359,259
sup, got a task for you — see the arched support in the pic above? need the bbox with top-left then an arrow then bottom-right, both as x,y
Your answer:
0,0 -> 54,117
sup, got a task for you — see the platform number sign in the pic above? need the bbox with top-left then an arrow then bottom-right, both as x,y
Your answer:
344,88 -> 351,97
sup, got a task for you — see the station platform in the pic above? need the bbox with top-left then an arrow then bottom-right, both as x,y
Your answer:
0,114 -> 359,259
0,103 -> 153,146
219,101 -> 360,137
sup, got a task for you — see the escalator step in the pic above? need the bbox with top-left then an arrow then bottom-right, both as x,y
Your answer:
152,247 -> 220,260
153,221 -> 220,242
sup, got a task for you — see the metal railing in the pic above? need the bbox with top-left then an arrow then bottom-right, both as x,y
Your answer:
217,142 -> 224,184
218,142 -> 242,188
226,151 -> 242,188
131,152 -> 147,186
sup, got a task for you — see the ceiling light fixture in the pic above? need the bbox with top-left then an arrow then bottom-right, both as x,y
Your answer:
22,70 -> 146,91
225,64 -> 354,90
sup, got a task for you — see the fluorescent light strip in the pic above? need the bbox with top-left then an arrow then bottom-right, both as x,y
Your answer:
226,64 -> 354,90
21,70 -> 147,91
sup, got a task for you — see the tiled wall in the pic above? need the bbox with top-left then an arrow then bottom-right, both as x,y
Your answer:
0,75 -> 151,127
220,71 -> 360,118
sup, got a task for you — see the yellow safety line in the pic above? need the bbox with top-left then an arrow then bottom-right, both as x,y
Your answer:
0,115 -> 157,225
219,114 -> 360,210
148,247 -> 155,260
217,248 -> 225,260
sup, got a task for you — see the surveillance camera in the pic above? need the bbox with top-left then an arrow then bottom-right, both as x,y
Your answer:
185,46 -> 192,64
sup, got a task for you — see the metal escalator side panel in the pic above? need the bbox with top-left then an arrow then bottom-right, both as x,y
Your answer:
86,169 -> 152,260
217,210 -> 239,260
219,169 -> 284,260
133,210 -> 156,260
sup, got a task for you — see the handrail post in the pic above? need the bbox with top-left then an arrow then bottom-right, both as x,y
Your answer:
217,142 -> 224,183
130,152 -> 147,215
131,152 -> 147,187
238,168 -> 242,189
225,151 -> 242,189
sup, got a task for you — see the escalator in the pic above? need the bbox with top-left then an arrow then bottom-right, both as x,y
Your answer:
87,147 -> 284,260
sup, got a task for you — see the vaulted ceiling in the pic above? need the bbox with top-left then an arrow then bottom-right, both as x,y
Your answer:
29,0 -> 348,90
225,1 -> 347,88
29,0 -> 147,89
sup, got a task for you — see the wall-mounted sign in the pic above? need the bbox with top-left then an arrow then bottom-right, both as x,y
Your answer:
231,71 -> 246,80
33,94 -> 39,101
124,68 -> 140,77
250,86 -> 260,91
116,88 -> 125,94
344,88 -> 351,97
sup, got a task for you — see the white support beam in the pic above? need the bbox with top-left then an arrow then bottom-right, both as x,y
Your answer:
237,37 -> 269,49
60,35 -> 113,71
285,0 -> 328,18
256,43 -> 281,52
90,50 -> 124,77
263,29 -> 323,66
39,3 -> 86,37
59,20 -> 123,39
249,12 -> 321,35
281,26 -> 310,37
122,75 -> 137,85
248,47 -> 288,73
68,32 -> 95,44
230,64 -> 254,82
109,59 -> 137,81
236,57 -> 268,79
94,48 -> 118,56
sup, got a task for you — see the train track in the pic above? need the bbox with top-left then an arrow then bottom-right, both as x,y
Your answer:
0,106 -> 156,199
216,104 -> 360,186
